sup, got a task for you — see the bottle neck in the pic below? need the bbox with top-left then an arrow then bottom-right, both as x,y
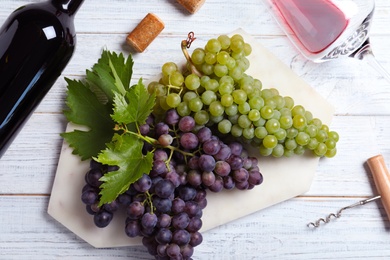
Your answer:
50,0 -> 85,16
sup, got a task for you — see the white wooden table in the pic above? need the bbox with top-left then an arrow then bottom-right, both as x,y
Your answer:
2,0 -> 390,259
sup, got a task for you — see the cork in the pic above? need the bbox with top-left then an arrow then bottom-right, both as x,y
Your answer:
126,13 -> 165,52
176,0 -> 206,14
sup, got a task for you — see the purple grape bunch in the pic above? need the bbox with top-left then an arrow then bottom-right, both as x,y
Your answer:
81,109 -> 263,259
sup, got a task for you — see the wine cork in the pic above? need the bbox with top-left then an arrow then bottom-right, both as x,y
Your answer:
176,0 -> 206,14
126,13 -> 165,52
366,155 -> 390,220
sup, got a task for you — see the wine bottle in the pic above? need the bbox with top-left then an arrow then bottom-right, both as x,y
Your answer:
0,0 -> 84,158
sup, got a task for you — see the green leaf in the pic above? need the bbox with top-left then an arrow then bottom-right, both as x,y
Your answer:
61,78 -> 115,160
111,79 -> 156,125
96,134 -> 153,205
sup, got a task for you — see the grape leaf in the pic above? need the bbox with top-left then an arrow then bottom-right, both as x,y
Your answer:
111,79 -> 156,125
96,133 -> 153,205
61,79 -> 114,160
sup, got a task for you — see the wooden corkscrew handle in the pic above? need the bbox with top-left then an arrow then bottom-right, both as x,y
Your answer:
367,155 -> 390,220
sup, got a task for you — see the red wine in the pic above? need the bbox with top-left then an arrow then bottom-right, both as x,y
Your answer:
274,0 -> 348,54
0,0 -> 84,158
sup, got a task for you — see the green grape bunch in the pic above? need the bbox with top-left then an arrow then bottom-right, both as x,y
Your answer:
147,32 -> 339,158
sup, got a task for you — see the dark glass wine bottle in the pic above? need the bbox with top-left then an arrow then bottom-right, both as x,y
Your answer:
0,0 -> 84,158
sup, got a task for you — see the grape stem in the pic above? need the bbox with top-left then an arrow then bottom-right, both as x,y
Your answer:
181,32 -> 203,77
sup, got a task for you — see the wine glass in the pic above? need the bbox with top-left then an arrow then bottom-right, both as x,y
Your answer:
261,0 -> 390,83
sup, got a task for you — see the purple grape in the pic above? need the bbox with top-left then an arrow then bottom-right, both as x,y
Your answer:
189,231 -> 203,247
154,149 -> 169,161
166,244 -> 181,258
155,179 -> 175,199
157,213 -> 172,228
229,141 -> 243,156
165,170 -> 181,188
213,144 -> 232,161
187,169 -> 202,187
165,109 -> 180,125
196,127 -> 212,143
214,161 -> 231,177
172,229 -> 191,246
227,154 -> 244,170
85,168 -> 103,188
172,198 -> 186,214
155,228 -> 173,244
153,197 -> 172,214
81,189 -> 99,205
197,197 -> 207,209
178,185 -> 197,201
155,122 -> 170,136
93,210 -> 113,228
184,201 -> 200,217
208,175 -> 223,192
235,180 -> 249,190
89,159 -> 102,170
201,171 -> 216,186
127,201 -> 145,219
178,116 -> 196,132
181,244 -> 194,259
223,176 -> 235,190
146,114 -> 154,126
158,134 -> 173,146
133,174 -> 152,192
243,157 -> 253,170
188,156 -> 200,170
139,123 -> 150,135
104,199 -> 119,212
187,217 -> 202,233
157,244 -> 168,257
202,139 -> 221,155
125,219 -> 141,237
198,154 -> 216,172
172,212 -> 190,229
153,160 -> 168,176
180,132 -> 199,150
117,193 -> 132,206
232,168 -> 249,182
248,170 -> 263,186
141,212 -> 158,229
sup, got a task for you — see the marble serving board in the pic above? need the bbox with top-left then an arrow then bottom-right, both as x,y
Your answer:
48,29 -> 334,248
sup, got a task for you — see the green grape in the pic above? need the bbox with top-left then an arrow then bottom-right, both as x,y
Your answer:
191,48 -> 206,65
265,118 -> 280,134
205,52 -> 217,65
294,145 -> 305,155
170,71 -> 184,86
206,38 -> 222,53
254,78 -> 262,90
201,63 -> 214,75
218,35 -> 231,49
292,114 -> 307,130
286,128 -> 298,139
272,110 -> 281,120
209,101 -> 224,117
261,89 -> 275,100
231,124 -> 243,137
183,91 -> 197,103
232,89 -> 247,105
255,126 -> 267,139
244,43 -> 252,56
325,139 -> 336,149
162,62 -> 178,76
316,129 -> 328,142
185,74 -> 201,90
237,57 -> 250,71
304,111 -> 313,122
321,124 -> 329,132
229,66 -> 243,81
272,144 -> 284,157
284,149 -> 295,157
228,114 -> 239,124
314,143 -> 327,156
166,93 -> 181,108
177,102 -> 191,116
272,95 -> 285,110
295,132 -> 310,146
237,115 -> 251,129
260,105 -> 274,119
201,90 -> 217,105
230,38 -> 244,53
270,88 -> 279,96
259,145 -> 273,156
225,104 -> 238,116
248,96 -> 264,110
240,83 -> 254,96
204,79 -> 219,92
221,94 -> 234,107
200,75 -> 210,87
218,119 -> 232,134
253,117 -> 266,127
219,82 -> 234,95
231,51 -> 245,60
307,138 -> 319,150
274,128 -> 287,141
292,105 -> 305,116
219,75 -> 234,85
263,135 -> 278,149
283,96 -> 294,109
248,109 -> 261,122
279,115 -> 293,129
243,127 -> 255,139
214,64 -> 228,77
265,98 -> 277,109
238,102 -> 250,115
285,138 -> 297,150
159,96 -> 171,110
328,131 -> 340,142
194,110 -> 209,125
305,125 -> 318,137
325,148 -> 337,158
226,57 -> 236,70
279,107 -> 291,117
217,51 -> 230,65
188,97 -> 203,112
311,118 -> 322,128
210,114 -> 224,123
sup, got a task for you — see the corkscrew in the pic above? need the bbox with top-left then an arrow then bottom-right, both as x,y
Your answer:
307,155 -> 390,228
